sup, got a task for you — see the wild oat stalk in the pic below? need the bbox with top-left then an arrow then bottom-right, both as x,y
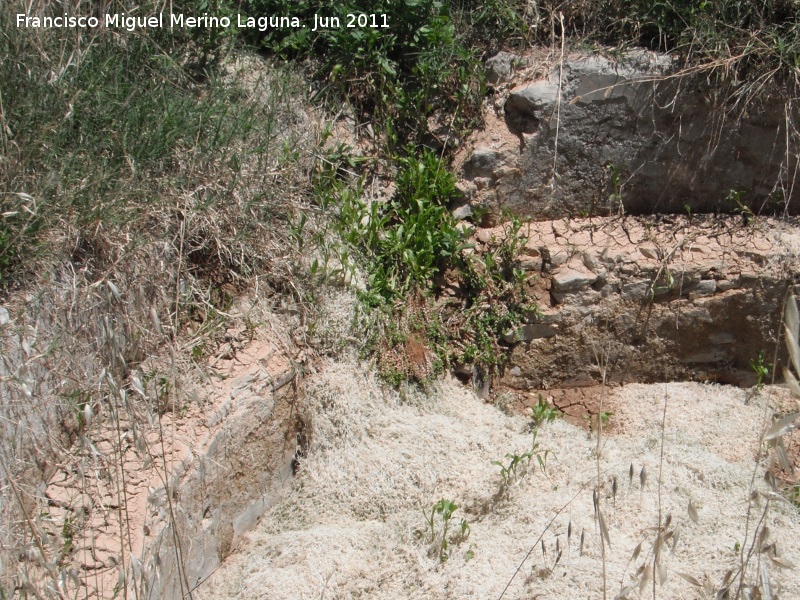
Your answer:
592,341 -> 611,600
730,290 -> 800,598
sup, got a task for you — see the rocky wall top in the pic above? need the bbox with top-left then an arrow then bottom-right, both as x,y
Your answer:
456,50 -> 800,221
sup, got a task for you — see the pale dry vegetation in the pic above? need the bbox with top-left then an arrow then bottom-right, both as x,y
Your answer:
194,363 -> 800,600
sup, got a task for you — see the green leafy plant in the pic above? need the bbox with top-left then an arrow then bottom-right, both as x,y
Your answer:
448,215 -> 539,376
240,0 -> 484,145
750,350 -> 772,390
529,395 -> 561,430
729,189 -> 756,224
647,266 -> 675,299
789,484 -> 800,509
493,431 -> 552,495
585,410 -> 613,434
493,450 -> 534,486
421,499 -> 470,562
312,145 -> 540,388
316,146 -> 464,303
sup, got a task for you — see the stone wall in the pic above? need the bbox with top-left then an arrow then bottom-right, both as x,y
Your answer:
457,51 -> 800,221
464,215 -> 800,389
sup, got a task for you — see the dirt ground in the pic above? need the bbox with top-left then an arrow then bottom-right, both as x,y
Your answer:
194,361 -> 800,599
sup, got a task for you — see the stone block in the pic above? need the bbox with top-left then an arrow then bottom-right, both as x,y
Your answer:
503,324 -> 558,343
693,280 -> 717,296
552,265 -> 597,293
485,51 -> 519,84
506,80 -> 559,118
452,204 -> 473,220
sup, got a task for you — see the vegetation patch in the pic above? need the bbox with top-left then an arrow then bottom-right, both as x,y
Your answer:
240,0 -> 485,145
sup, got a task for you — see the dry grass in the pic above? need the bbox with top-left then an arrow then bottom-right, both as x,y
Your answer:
0,9 -> 324,593
194,359 -> 800,599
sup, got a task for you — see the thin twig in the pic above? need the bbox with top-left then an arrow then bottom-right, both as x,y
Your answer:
551,12 -> 565,190
654,385 -> 668,600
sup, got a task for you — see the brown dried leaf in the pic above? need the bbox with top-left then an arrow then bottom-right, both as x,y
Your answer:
773,439 -> 793,473
631,542 -> 642,563
702,572 -> 715,596
785,325 -> 800,379
671,523 -> 681,555
760,561 -> 772,600
107,280 -> 121,300
657,561 -> 668,586
654,532 -> 663,563
130,374 -> 147,399
787,294 -> 799,339
782,367 -> 800,398
639,565 -> 652,594
762,489 -> 791,504
615,583 -> 637,600
150,306 -> 162,334
721,569 -> 734,587
770,553 -> 797,570
757,526 -> 770,550
764,412 -> 800,441
554,549 -> 563,568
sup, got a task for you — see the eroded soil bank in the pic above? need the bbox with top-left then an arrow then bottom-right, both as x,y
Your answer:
6,46 -> 800,600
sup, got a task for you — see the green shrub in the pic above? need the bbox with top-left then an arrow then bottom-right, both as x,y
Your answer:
317,147 -> 465,303
239,0 -> 484,144
449,216 -> 538,373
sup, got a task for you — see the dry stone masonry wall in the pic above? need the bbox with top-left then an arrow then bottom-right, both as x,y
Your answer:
452,50 -> 800,392
465,215 -> 800,390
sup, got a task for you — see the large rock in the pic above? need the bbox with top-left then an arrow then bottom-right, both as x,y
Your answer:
142,344 -> 301,600
485,51 -> 520,85
460,50 -> 800,219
